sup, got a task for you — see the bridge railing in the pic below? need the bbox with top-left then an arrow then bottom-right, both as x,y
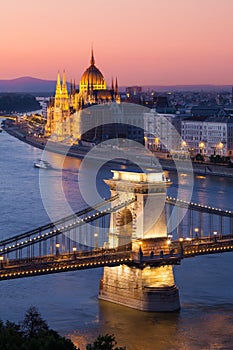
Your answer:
165,197 -> 233,242
0,196 -> 136,263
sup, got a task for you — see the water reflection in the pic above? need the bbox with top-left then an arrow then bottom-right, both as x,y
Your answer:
70,299 -> 233,350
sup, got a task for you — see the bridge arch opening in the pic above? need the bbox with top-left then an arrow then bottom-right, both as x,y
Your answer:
118,208 -> 133,246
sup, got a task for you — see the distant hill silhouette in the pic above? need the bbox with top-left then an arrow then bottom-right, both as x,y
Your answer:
0,76 -> 231,93
0,77 -> 56,93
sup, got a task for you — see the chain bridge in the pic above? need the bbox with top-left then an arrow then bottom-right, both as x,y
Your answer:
1,193 -> 233,281
1,169 -> 233,311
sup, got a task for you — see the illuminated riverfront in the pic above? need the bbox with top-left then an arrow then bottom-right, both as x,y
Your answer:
1,0 -> 233,349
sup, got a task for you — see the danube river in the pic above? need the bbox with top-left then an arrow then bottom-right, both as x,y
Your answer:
1,130 -> 233,350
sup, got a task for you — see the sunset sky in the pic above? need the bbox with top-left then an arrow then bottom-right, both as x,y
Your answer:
1,0 -> 233,85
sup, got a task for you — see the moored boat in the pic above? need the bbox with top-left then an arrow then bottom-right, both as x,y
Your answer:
33,159 -> 53,169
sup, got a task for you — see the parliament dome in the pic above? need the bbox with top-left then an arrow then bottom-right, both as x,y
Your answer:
79,50 -> 106,92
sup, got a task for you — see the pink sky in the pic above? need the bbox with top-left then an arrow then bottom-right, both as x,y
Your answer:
1,0 -> 233,85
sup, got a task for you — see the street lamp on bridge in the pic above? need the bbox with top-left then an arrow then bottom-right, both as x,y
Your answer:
73,246 -> 77,259
194,227 -> 199,239
0,256 -> 3,269
56,243 -> 60,256
213,231 -> 218,242
178,238 -> 184,257
94,233 -> 98,249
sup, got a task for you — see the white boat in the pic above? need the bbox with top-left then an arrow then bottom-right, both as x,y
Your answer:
34,160 -> 52,169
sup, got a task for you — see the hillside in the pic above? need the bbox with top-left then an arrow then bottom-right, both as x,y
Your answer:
0,76 -> 231,94
0,93 -> 41,113
0,77 -> 56,93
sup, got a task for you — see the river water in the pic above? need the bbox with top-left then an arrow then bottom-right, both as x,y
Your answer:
0,130 -> 233,350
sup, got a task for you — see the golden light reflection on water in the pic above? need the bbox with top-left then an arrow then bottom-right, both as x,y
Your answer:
44,151 -> 82,170
67,300 -> 233,350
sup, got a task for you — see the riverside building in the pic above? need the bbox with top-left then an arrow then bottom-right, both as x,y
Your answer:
144,109 -> 181,152
181,115 -> 233,156
45,49 -> 120,142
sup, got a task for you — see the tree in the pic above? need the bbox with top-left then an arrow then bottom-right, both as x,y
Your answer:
0,307 -> 77,350
86,334 -> 126,350
22,306 -> 48,338
0,320 -> 24,350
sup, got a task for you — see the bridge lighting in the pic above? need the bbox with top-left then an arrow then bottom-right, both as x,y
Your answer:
194,227 -> 199,238
73,246 -> 77,259
213,231 -> 218,242
179,238 -> 184,242
94,233 -> 98,248
56,243 -> 60,256
0,256 -> 3,268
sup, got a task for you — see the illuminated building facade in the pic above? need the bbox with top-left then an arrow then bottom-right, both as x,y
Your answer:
144,110 -> 181,152
181,115 -> 233,156
45,50 -> 120,141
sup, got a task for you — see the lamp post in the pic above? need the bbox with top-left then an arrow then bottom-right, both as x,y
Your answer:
0,256 -> 4,269
216,142 -> 224,156
194,227 -> 199,239
213,230 -> 218,243
181,140 -> 187,150
179,237 -> 184,257
199,142 -> 205,153
56,243 -> 60,256
94,233 -> 98,250
73,246 -> 77,259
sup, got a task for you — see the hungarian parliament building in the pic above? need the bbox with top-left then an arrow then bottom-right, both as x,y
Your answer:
45,50 -> 145,144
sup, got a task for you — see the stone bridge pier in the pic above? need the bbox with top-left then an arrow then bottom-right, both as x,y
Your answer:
99,169 -> 180,312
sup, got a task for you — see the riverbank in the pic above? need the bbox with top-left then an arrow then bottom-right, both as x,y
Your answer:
3,122 -> 233,178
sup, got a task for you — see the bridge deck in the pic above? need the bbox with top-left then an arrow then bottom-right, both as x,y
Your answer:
1,236 -> 233,281
1,195 -> 233,281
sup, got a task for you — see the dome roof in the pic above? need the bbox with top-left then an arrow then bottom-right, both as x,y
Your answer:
79,50 -> 106,92
81,65 -> 105,86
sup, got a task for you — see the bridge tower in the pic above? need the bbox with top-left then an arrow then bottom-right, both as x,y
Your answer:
99,169 -> 180,312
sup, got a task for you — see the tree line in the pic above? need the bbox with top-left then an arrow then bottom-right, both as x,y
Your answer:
0,307 -> 126,350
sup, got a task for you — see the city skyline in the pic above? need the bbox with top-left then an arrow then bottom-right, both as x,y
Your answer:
1,0 -> 233,85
